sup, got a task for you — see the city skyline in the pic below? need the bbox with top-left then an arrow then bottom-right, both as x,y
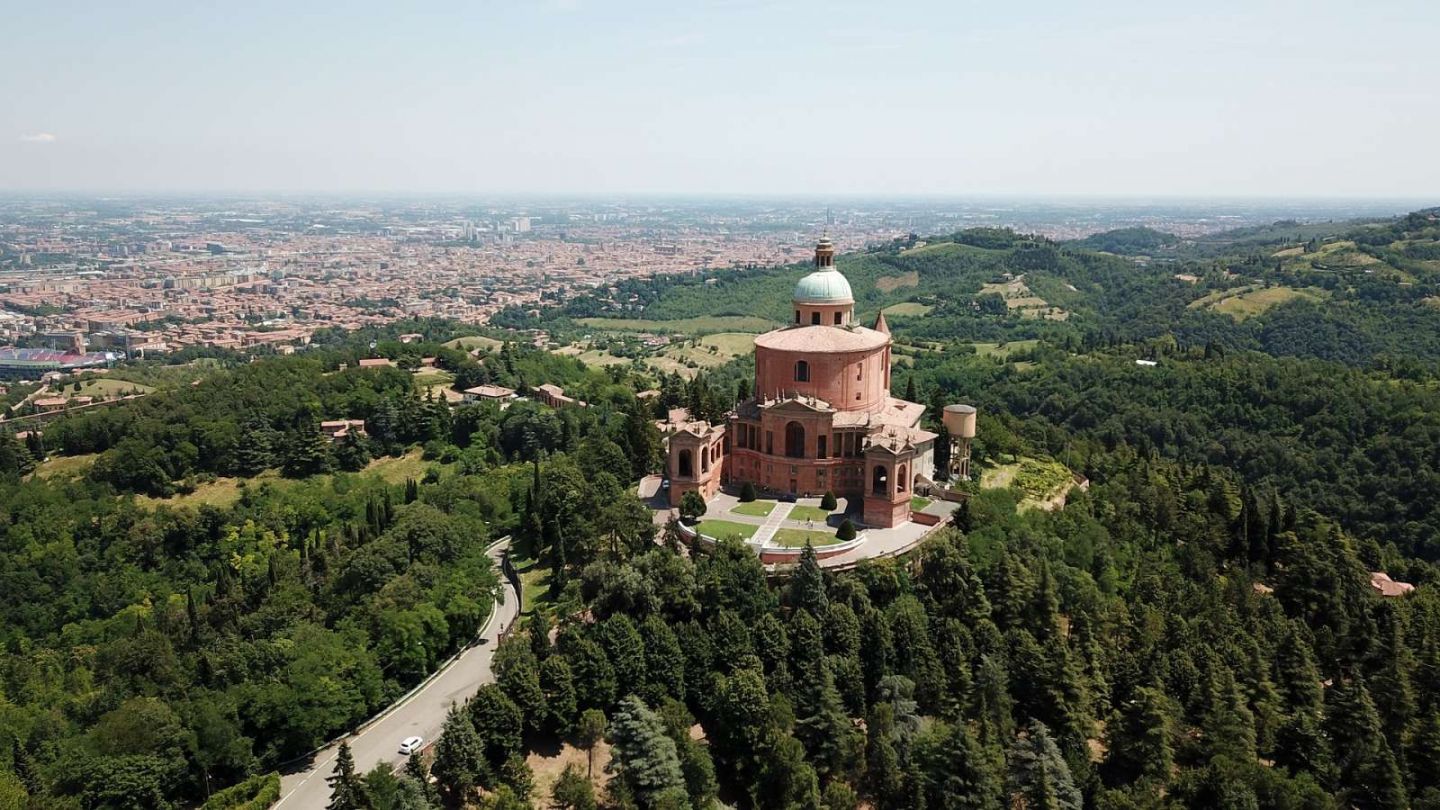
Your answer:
3,0 -> 1437,197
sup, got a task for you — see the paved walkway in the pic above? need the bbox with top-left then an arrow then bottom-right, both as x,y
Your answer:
751,502 -> 794,546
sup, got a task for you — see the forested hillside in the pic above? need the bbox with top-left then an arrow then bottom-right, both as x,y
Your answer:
4,210 -> 1440,810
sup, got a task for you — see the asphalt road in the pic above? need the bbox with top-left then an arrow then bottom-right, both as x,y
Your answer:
274,537 -> 520,809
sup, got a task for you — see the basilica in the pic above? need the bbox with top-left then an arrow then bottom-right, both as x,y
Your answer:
666,238 -> 975,528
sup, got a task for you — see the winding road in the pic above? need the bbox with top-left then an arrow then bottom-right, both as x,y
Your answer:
275,536 -> 520,808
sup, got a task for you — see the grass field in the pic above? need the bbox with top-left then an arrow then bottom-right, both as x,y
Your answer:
577,315 -> 777,335
971,339 -> 1039,359
443,335 -> 504,351
882,302 -> 934,317
731,501 -> 775,517
980,276 -> 1067,320
771,528 -> 842,547
138,449 -> 436,510
911,496 -> 933,511
695,519 -> 758,540
32,452 -> 99,480
788,505 -> 833,523
875,271 -> 920,293
412,368 -> 455,386
1192,285 -> 1328,320
648,332 -> 757,378
575,349 -> 633,369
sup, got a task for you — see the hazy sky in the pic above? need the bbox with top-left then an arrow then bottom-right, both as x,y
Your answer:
2,0 -> 1436,196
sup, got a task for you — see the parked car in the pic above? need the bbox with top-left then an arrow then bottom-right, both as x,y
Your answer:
399,736 -> 423,756
779,492 -> 797,503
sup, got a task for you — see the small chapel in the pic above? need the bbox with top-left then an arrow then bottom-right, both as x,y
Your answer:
667,237 -> 976,528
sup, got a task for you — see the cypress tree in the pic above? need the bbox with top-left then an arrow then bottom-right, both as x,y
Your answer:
790,541 -> 828,616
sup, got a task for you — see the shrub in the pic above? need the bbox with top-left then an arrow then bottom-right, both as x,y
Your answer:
201,773 -> 281,810
836,518 -> 857,542
739,482 -> 757,502
679,490 -> 707,523
820,490 -> 837,511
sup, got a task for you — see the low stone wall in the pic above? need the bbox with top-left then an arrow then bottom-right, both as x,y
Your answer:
911,511 -> 942,527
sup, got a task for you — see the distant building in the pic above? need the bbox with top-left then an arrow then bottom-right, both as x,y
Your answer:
357,358 -> 394,368
1371,572 -> 1416,598
535,383 -> 585,409
320,419 -> 367,441
463,384 -> 517,404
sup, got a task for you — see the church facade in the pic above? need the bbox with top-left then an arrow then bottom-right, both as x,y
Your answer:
668,238 -> 972,528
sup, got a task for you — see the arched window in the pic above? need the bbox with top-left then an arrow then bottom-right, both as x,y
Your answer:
785,421 -> 806,459
701,446 -> 710,472
897,464 -> 908,492
811,312 -> 821,325
872,464 -> 888,496
794,360 -> 810,382
816,435 -> 827,459
678,449 -> 693,477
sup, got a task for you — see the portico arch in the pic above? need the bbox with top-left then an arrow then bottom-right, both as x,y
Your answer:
872,464 -> 888,496
785,421 -> 806,458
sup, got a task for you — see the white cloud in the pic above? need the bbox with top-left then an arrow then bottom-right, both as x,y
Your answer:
19,132 -> 57,143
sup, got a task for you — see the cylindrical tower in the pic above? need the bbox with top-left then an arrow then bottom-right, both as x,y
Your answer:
942,404 -> 977,480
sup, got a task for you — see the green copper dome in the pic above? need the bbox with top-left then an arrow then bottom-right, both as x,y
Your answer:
793,266 -> 854,304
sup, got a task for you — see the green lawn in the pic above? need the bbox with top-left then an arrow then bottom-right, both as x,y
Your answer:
788,505 -> 833,523
910,496 -> 933,511
508,548 -> 553,616
731,501 -> 775,517
771,528 -> 843,547
695,519 -> 758,540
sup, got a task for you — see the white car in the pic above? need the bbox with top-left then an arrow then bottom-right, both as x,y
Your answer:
398,736 -> 423,756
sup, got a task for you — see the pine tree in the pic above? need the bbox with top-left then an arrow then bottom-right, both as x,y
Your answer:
540,655 -> 579,734
326,741 -> 365,810
639,615 -> 686,703
1326,675 -> 1408,810
551,763 -> 597,810
795,661 -> 861,778
431,704 -> 483,802
577,708 -> 607,778
1009,721 -> 1082,810
607,695 -> 688,808
1106,684 -> 1174,786
905,376 -> 918,402
469,684 -> 524,769
924,720 -> 1003,810
282,417 -> 333,478
233,415 -> 278,475
403,751 -> 438,807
